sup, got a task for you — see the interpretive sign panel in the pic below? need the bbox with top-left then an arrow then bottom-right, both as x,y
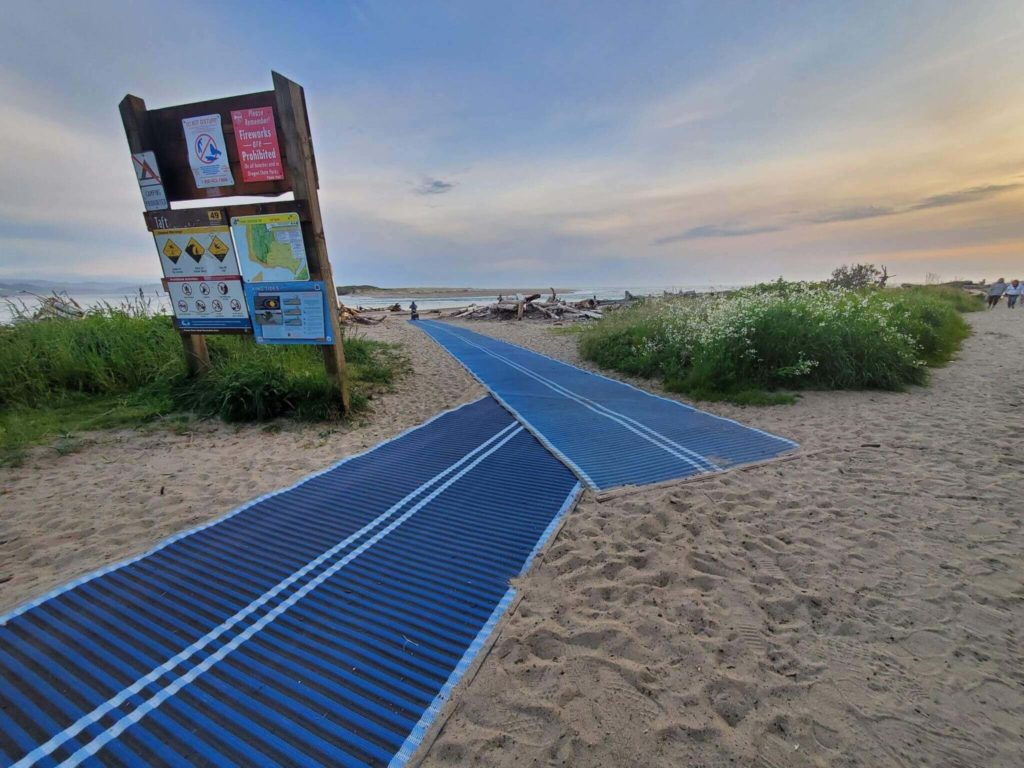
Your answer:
230,107 -> 285,182
245,281 -> 333,344
231,212 -> 310,282
182,114 -> 235,188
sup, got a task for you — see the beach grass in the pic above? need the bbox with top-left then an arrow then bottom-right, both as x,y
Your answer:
578,283 -> 980,404
0,311 -> 407,465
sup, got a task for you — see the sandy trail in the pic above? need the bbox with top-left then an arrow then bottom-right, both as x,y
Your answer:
2,309 -> 1021,767
416,310 -> 1023,768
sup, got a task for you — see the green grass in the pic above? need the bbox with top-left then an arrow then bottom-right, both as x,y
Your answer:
548,325 -> 586,336
578,283 -> 976,405
0,311 -> 407,465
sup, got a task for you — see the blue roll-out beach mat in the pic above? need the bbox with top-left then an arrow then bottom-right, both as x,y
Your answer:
1,321 -> 797,767
416,320 -> 797,491
0,397 -> 580,767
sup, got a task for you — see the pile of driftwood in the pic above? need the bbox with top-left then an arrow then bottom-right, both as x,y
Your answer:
442,290 -> 636,322
338,303 -> 385,325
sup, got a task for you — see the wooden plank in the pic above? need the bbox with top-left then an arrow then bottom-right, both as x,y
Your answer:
143,200 -> 310,232
119,94 -> 212,376
224,199 -> 311,221
144,208 -> 228,231
273,71 -> 350,412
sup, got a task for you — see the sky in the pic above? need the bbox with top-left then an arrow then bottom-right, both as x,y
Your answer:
1,1 -> 1022,287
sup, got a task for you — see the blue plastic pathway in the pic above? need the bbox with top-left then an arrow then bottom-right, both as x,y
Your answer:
0,398 -> 580,768
417,320 -> 797,491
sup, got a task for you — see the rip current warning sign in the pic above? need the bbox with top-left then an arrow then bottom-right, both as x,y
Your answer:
152,226 -> 239,278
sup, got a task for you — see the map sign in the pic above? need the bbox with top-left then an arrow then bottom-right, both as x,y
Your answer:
231,212 -> 310,282
131,151 -> 168,211
168,276 -> 250,331
230,107 -> 285,182
245,281 -> 333,345
182,114 -> 235,188
152,226 -> 239,278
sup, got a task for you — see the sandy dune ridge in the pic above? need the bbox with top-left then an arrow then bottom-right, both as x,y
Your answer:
1,310 -> 1021,767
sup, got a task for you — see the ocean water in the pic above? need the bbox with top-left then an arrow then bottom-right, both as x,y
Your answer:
0,290 -> 172,324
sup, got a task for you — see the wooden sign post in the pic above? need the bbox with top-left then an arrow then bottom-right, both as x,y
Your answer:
119,71 -> 350,411
271,73 -> 349,407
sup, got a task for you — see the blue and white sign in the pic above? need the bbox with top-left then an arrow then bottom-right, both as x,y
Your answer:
169,276 -> 251,332
245,281 -> 334,345
182,114 -> 235,189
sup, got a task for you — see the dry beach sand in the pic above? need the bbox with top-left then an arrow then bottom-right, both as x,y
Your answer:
2,309 -> 1022,767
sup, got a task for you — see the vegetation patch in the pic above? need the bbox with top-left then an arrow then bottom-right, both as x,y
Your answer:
578,281 -> 980,405
0,309 -> 407,464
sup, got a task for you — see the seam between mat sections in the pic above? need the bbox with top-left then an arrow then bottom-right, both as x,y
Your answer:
427,320 -> 799,450
11,422 -> 525,768
390,480 -> 584,767
416,323 -> 599,489
0,396 -> 497,627
422,321 -> 720,473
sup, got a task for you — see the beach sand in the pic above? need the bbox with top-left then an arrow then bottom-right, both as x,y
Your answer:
2,309 -> 1021,766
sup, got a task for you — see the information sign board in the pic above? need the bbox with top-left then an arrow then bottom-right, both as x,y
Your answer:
245,281 -> 333,344
131,151 -> 168,211
169,276 -> 251,331
230,107 -> 285,182
231,212 -> 310,282
152,226 -> 238,277
182,114 -> 235,188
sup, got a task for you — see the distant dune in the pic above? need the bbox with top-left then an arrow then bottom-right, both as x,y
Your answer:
336,286 -> 577,298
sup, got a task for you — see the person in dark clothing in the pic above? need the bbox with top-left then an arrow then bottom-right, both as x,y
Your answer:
986,278 -> 1007,308
410,301 -> 419,320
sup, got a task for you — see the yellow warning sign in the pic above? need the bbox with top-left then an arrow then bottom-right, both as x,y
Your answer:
152,226 -> 239,279
162,239 -> 182,262
185,238 -> 205,262
208,235 -> 230,261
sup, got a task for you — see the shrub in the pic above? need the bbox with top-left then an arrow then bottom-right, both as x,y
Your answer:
0,309 -> 406,457
828,263 -> 883,289
579,282 -> 973,403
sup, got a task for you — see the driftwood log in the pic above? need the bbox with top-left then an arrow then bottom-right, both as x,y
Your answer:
441,294 -> 637,322
338,304 -> 385,325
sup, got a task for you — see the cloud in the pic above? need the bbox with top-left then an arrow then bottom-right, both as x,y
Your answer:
654,223 -> 783,244
909,183 -> 1020,211
413,177 -> 455,195
653,180 -> 1021,247
809,205 -> 896,223
809,184 -> 1020,224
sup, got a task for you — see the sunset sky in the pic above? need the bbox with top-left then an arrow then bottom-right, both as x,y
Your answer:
1,1 -> 1022,286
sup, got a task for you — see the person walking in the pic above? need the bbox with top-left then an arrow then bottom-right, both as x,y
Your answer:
1004,279 -> 1021,309
987,278 -> 1007,308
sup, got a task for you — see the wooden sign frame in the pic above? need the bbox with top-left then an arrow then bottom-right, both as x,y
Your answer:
120,71 -> 349,412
